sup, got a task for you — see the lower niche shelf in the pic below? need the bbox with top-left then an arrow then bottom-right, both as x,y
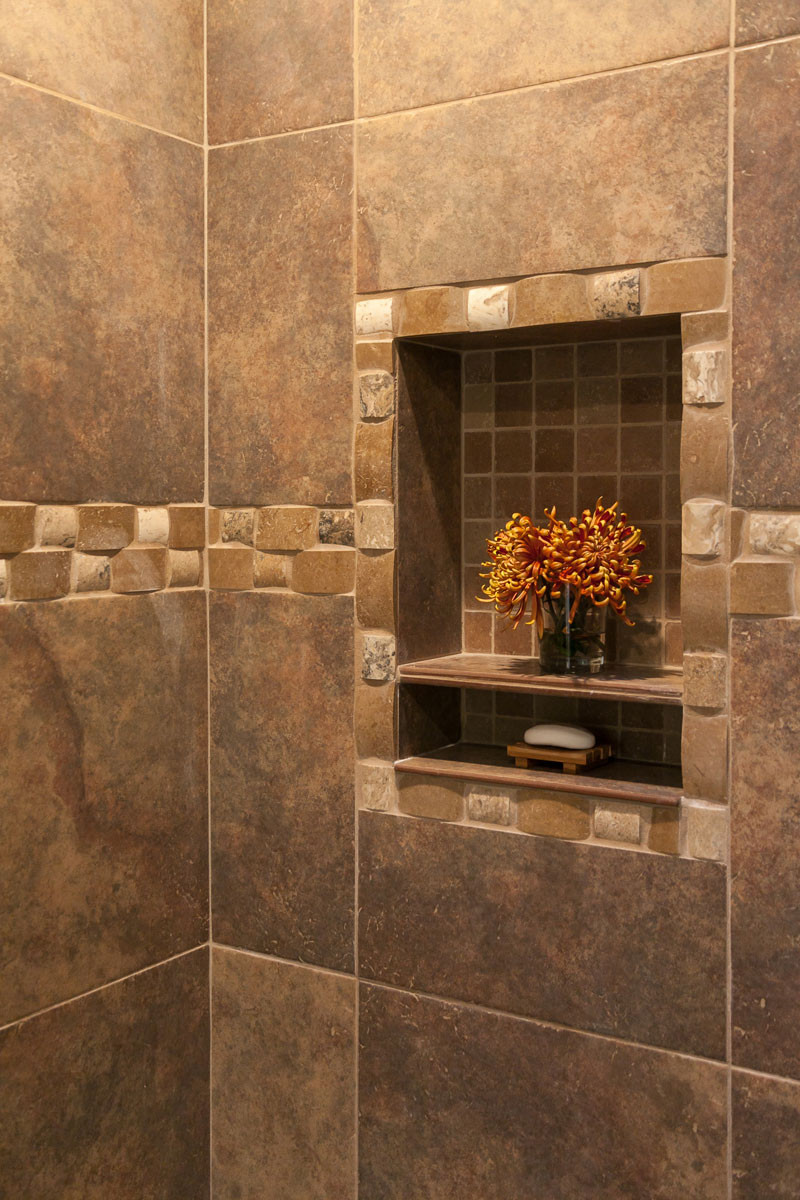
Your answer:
395,743 -> 682,808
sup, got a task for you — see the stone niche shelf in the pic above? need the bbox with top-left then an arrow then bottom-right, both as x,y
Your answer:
398,653 -> 683,706
396,744 -> 683,808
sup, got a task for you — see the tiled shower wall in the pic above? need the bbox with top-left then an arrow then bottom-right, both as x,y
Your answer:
2,4 -> 800,1200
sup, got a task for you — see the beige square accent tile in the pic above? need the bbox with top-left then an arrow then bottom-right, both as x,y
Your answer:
512,272 -> 593,327
220,509 -> 255,546
73,551 -> 111,593
168,505 -> 206,550
397,286 -> 466,336
361,631 -> 396,681
466,785 -> 513,826
7,549 -> 72,600
683,801 -> 727,862
681,309 -> 729,348
682,710 -> 728,803
0,559 -> 7,599
748,513 -> 800,556
684,652 -> 727,710
356,502 -> 394,550
168,549 -> 201,588
253,551 -> 289,589
0,503 -> 36,553
589,270 -> 640,319
641,258 -> 726,316
356,297 -> 394,336
397,775 -> 463,821
467,285 -> 509,331
516,792 -> 590,841
35,506 -> 77,548
136,507 -> 170,545
207,545 -> 254,591
682,499 -> 725,558
111,545 -> 169,593
683,347 -> 728,407
255,506 -> 317,551
359,371 -> 395,420
594,803 -> 642,845
356,339 -> 394,374
357,759 -> 396,812
730,559 -> 796,615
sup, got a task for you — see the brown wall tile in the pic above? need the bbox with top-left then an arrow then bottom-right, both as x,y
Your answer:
732,619 -> 800,1077
733,40 -> 800,506
212,949 -> 355,1200
208,127 -> 353,505
0,593 -> 208,1025
357,58 -> 727,291
360,983 -> 727,1200
211,592 -> 355,971
358,0 -> 728,116
0,0 -> 203,141
732,1071 -> 800,1199
208,0 -> 353,143
0,81 -> 204,503
358,812 -> 726,1057
0,949 -> 209,1199
737,2 -> 800,42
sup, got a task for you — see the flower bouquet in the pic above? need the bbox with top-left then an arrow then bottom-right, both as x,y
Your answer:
480,500 -> 653,675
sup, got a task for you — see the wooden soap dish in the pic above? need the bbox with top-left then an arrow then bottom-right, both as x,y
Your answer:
507,742 -> 613,775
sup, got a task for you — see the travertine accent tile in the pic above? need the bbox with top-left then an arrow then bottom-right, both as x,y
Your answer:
681,408 -> 729,501
589,269 -> 640,319
748,512 -> 800,555
168,549 -> 201,588
355,297 -> 394,336
209,128 -> 352,505
730,558 -> 796,615
355,420 -> 394,501
255,506 -> 317,551
0,593 -> 207,1022
647,808 -> 680,855
641,258 -> 727,315
359,813 -> 727,1056
512,272 -> 593,327
355,682 -> 395,760
736,0 -> 800,43
137,506 -> 170,545
681,308 -> 730,347
211,592 -> 354,969
357,759 -> 395,812
207,0 -> 353,143
733,40 -> 800,507
356,552 -> 395,630
359,371 -> 395,421
73,552 -> 111,593
292,548 -> 356,595
6,549 -> 72,601
683,711 -> 728,803
168,505 -> 205,550
396,286 -> 465,336
253,551 -> 289,589
207,546 -> 254,591
732,1071 -> 800,1200
111,546 -> 170,594
682,499 -> 725,557
357,58 -> 728,291
684,652 -> 727,710
466,785 -> 513,826
75,504 -> 136,552
0,950 -> 209,1199
0,0 -> 204,141
219,508 -> 254,546
467,285 -> 509,331
356,340 -> 394,373
356,502 -> 394,551
0,560 -> 7,600
1,82 -> 203,502
361,632 -> 396,681
35,506 -> 77,548
594,803 -> 642,845
683,347 -> 728,406
681,561 -> 728,652
397,775 -> 464,822
0,503 -> 36,553
516,792 -> 591,840
684,801 -> 727,862
318,509 -> 354,547
212,949 -> 355,1200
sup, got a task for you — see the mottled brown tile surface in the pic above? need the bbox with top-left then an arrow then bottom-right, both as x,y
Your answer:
359,0 -> 727,116
0,81 -> 204,503
731,619 -> 800,1077
212,948 -> 355,1199
733,40 -> 800,506
359,812 -> 726,1056
0,593 -> 208,1025
357,57 -> 727,292
207,0 -> 353,143
737,2 -> 800,42
0,0 -> 203,140
208,129 -> 353,506
0,949 -> 209,1200
733,1071 -> 800,1199
211,592 -> 355,970
360,983 -> 728,1200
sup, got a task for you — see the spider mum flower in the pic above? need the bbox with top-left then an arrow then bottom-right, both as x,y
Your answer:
479,513 -> 551,636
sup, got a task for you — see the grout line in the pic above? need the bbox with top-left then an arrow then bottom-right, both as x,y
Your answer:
0,944 -> 209,1034
203,0 -> 214,1192
212,941 -> 357,983
352,6 -> 361,1191
734,29 -> 800,52
725,6 -> 736,1196
210,116 -> 355,151
0,70 -> 204,147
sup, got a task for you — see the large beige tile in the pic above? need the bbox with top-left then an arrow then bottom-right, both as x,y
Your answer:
208,0 -> 353,143
357,57 -> 728,291
0,79 -> 204,503
208,127 -> 353,505
0,0 -> 203,141
359,0 -> 728,116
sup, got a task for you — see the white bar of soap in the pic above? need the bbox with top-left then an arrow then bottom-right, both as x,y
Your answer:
523,723 -> 596,750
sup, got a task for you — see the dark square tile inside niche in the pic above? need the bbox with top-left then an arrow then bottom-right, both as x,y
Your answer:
536,344 -> 575,379
464,350 -> 493,383
621,375 -> 665,423
577,425 -> 618,474
495,381 -> 532,426
494,474 -> 533,520
535,427 -> 575,473
621,424 -> 664,472
577,376 -> 619,425
536,379 -> 576,425
577,341 -> 618,377
464,476 -> 492,519
620,338 -> 665,374
494,428 -> 532,473
464,431 -> 492,474
495,348 -> 533,381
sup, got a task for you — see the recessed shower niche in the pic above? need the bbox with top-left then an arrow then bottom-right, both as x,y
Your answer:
395,313 -> 685,807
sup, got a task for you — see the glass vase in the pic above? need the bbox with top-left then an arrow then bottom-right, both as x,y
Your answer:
538,585 -> 607,675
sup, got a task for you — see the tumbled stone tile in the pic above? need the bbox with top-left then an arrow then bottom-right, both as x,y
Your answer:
356,339 -> 394,373
73,552 -> 111,593
467,285 -> 509,331
167,549 -> 201,588
647,808 -> 680,855
512,272 -> 593,327
255,506 -> 317,551
730,558 -> 795,615
355,420 -> 394,501
168,505 -> 205,550
137,506 -> 170,545
682,711 -> 728,803
0,560 -> 7,599
357,759 -> 395,812
641,257 -> 727,315
681,561 -> 728,652
355,681 -> 394,760
516,792 -> 590,841
292,548 -> 355,595
684,801 -> 727,862
207,545 -> 254,591
355,297 -> 394,336
594,804 -> 642,845
681,408 -> 729,501
748,511 -> 800,555
7,549 -> 72,601
253,551 -> 289,589
359,812 -> 727,1056
0,950 -> 209,1199
683,347 -> 728,407
682,308 -> 730,347
357,57 -> 727,291
0,503 -> 36,553
466,785 -> 513,826
732,1071 -> 800,1200
34,506 -> 77,548
111,546 -> 169,594
356,502 -> 394,551
359,371 -> 395,420
75,504 -> 136,552
682,499 -> 725,557
684,652 -> 727,710
356,551 -> 395,630
396,286 -> 465,336
397,775 -> 463,822
590,269 -> 640,319
220,508 -> 254,546
211,948 -> 355,1200
318,508 -> 354,546
361,632 -> 396,681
